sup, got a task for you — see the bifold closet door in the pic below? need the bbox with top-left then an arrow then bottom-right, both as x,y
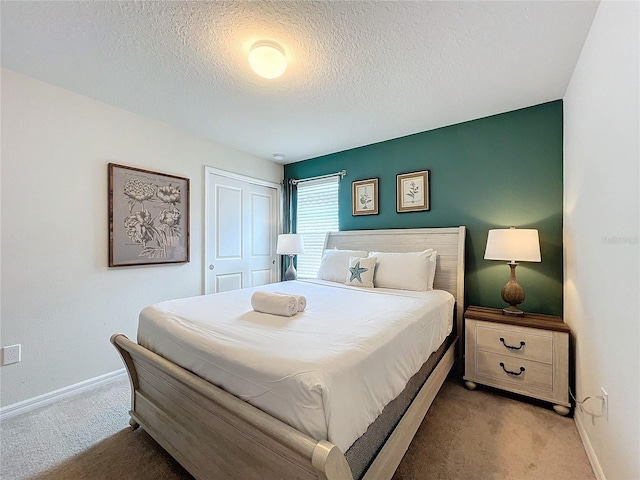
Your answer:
205,169 -> 279,294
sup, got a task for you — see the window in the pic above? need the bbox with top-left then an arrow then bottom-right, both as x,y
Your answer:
295,176 -> 339,278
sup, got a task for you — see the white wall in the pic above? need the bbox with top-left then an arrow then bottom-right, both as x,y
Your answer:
564,2 -> 639,479
0,69 -> 283,407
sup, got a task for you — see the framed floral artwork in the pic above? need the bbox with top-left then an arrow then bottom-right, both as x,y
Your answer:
109,163 -> 190,267
352,178 -> 379,216
397,170 -> 430,213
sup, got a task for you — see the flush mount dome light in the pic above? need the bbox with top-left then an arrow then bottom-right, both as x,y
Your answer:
249,40 -> 287,79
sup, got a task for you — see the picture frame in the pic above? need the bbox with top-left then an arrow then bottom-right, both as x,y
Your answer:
109,163 -> 190,267
397,170 -> 430,213
352,178 -> 379,216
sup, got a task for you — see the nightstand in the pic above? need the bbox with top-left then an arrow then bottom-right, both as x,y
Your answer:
463,306 -> 571,415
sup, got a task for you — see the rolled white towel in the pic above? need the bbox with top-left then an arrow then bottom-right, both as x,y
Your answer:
251,291 -> 298,317
275,292 -> 307,312
294,294 -> 307,312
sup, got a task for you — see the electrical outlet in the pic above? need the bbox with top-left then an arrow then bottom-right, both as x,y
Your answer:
3,344 -> 21,365
601,387 -> 608,420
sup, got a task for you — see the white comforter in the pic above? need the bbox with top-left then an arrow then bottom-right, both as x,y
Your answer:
137,279 -> 453,453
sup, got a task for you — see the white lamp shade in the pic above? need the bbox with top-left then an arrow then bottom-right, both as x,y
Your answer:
484,228 -> 541,263
277,234 -> 305,255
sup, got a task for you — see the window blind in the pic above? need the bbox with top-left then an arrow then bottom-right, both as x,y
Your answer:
295,176 -> 339,279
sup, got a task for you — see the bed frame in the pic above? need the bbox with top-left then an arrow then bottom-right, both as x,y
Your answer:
112,226 -> 466,480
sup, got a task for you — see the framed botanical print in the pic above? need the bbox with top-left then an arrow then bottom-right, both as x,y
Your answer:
352,178 -> 379,216
109,163 -> 190,267
397,170 -> 430,213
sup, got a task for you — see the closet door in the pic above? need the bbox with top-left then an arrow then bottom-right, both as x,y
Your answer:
205,168 -> 280,294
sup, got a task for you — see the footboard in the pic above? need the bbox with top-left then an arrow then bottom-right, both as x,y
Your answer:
112,334 -> 456,480
111,334 -> 353,480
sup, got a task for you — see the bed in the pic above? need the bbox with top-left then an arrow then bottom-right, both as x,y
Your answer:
111,226 -> 466,480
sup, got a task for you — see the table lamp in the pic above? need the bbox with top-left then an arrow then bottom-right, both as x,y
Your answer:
277,234 -> 305,280
484,227 -> 541,316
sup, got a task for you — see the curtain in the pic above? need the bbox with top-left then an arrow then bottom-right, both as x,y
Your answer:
280,178 -> 296,280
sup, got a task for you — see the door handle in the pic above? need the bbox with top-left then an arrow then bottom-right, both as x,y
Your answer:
272,260 -> 276,265
209,265 -> 215,270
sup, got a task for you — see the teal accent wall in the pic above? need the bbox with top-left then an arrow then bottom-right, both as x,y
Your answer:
285,101 -> 563,315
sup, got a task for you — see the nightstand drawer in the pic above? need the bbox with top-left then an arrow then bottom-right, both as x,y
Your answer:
476,324 -> 553,364
476,351 -> 553,391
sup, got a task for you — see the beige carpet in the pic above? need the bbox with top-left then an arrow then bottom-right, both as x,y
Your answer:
0,377 -> 594,480
394,380 -> 595,480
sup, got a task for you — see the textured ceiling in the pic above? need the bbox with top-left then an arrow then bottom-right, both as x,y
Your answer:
1,1 -> 599,164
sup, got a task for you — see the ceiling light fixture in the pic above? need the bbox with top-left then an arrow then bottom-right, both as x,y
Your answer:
248,40 -> 287,79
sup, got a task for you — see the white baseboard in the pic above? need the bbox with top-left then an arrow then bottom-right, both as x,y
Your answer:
0,369 -> 126,421
574,413 -> 606,480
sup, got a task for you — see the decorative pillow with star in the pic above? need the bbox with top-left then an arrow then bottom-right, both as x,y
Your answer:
345,256 -> 377,288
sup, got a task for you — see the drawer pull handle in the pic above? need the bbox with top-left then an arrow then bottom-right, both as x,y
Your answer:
500,337 -> 525,350
500,362 -> 525,376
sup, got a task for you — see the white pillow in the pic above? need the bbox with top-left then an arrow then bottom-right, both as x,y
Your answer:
426,250 -> 438,290
345,256 -> 377,288
317,249 -> 369,283
368,249 -> 437,291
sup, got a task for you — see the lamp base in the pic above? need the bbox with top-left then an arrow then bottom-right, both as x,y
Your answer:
501,262 -> 525,317
502,306 -> 525,317
284,255 -> 297,281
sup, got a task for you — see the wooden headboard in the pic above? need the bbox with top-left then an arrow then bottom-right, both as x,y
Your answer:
324,226 -> 466,359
